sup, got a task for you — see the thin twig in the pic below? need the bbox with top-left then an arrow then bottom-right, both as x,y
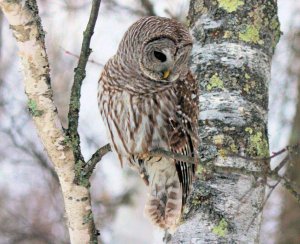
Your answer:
273,155 -> 289,174
62,47 -> 104,67
247,178 -> 282,231
228,143 -> 300,162
228,147 -> 288,161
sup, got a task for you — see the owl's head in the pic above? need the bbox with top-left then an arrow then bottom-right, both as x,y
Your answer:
118,16 -> 193,83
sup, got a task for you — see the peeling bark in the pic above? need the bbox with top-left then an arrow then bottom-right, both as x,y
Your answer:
172,0 -> 280,243
0,1 -> 94,243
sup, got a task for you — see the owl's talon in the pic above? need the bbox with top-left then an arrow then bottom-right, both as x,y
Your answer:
138,153 -> 149,160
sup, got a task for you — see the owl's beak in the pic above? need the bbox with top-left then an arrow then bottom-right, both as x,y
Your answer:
162,70 -> 171,79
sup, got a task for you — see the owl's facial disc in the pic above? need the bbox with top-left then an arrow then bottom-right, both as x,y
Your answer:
140,38 -> 179,82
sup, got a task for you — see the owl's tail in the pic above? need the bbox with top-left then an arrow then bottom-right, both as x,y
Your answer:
144,157 -> 182,231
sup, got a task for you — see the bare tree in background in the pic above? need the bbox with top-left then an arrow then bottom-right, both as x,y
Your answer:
278,11 -> 300,243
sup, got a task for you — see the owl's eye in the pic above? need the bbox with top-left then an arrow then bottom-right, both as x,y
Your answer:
154,51 -> 167,62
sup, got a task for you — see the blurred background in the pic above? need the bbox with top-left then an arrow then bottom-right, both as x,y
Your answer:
0,0 -> 299,243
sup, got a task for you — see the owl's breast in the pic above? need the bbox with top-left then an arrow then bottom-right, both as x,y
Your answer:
99,84 -> 176,158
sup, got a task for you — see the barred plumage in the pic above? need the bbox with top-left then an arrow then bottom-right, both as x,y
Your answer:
98,16 -> 199,230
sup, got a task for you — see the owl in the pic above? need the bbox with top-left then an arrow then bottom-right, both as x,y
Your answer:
98,16 -> 199,230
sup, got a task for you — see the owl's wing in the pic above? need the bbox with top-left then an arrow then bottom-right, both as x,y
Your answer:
170,71 -> 199,206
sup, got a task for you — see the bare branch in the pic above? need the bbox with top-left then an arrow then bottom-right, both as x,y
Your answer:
88,142 -> 300,211
282,176 -> 300,203
67,0 -> 101,185
62,47 -> 104,67
83,143 -> 111,178
227,146 -> 290,161
247,179 -> 282,231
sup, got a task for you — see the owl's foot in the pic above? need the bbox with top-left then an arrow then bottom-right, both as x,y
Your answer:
138,152 -> 151,160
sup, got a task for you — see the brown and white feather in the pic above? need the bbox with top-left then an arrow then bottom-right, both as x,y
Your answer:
97,16 -> 199,230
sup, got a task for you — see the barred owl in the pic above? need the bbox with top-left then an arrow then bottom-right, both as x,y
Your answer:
98,16 -> 199,230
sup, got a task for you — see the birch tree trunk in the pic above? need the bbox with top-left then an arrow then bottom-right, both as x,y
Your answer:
172,0 -> 280,243
0,1 -> 95,243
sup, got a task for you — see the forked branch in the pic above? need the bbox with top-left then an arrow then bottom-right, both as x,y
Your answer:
67,0 -> 102,185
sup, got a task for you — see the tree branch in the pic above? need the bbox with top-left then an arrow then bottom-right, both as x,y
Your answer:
83,143 -> 111,178
282,176 -> 300,203
89,141 -> 300,207
67,0 -> 101,185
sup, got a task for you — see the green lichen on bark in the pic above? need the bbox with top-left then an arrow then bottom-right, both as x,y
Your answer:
196,164 -> 204,176
243,84 -> 251,93
245,127 -> 269,157
28,98 -> 44,117
213,133 -> 239,158
83,211 -> 93,224
239,25 -> 262,44
217,0 -> 244,13
213,134 -> 225,145
74,157 -> 90,187
212,219 -> 228,237
238,4 -> 266,44
191,0 -> 281,55
207,73 -> 224,91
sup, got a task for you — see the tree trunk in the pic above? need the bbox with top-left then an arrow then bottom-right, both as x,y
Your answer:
278,25 -> 300,243
172,0 -> 280,243
0,1 -> 95,243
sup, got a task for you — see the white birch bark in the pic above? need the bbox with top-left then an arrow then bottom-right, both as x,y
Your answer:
0,1 -> 93,243
172,0 -> 281,243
